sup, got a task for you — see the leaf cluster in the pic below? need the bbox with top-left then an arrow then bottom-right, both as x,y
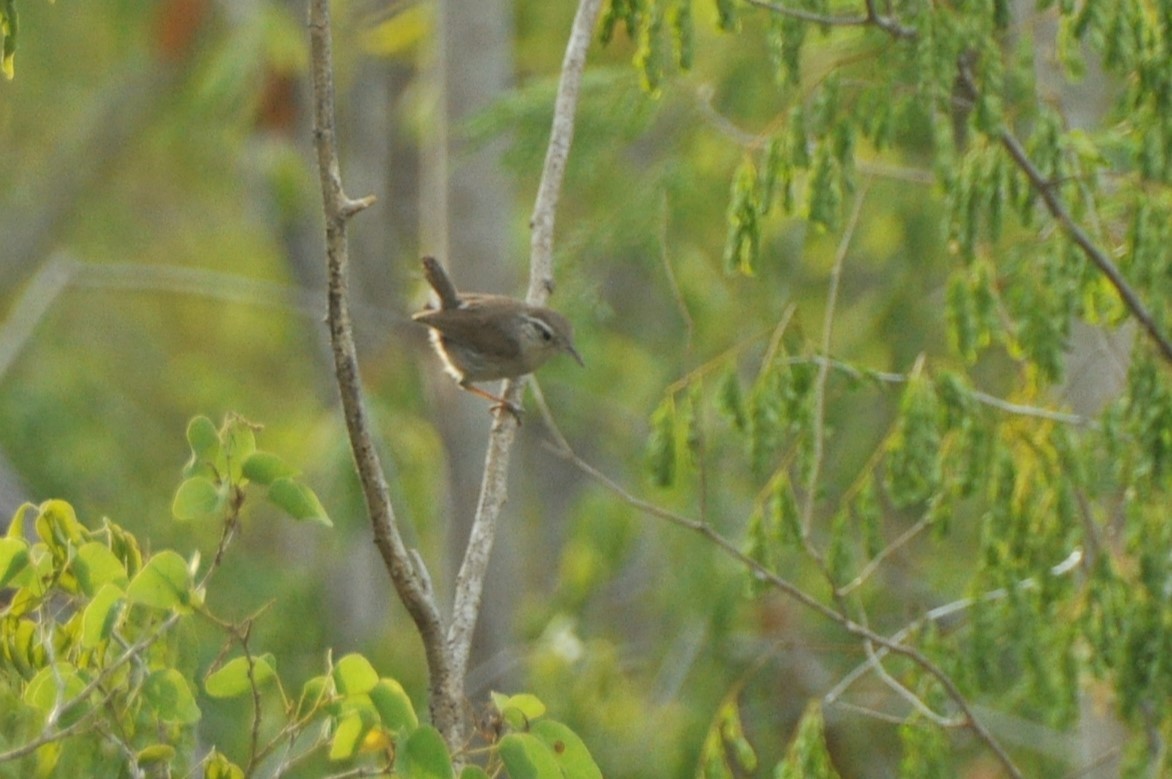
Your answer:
0,418 -> 601,777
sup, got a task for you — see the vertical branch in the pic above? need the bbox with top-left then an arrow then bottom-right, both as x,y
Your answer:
307,0 -> 457,743
526,0 -> 603,304
446,0 -> 603,689
800,180 -> 871,538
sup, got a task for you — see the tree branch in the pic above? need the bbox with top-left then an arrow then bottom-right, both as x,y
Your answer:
444,0 -> 603,730
306,0 -> 456,742
536,415 -> 1023,778
997,124 -> 1172,365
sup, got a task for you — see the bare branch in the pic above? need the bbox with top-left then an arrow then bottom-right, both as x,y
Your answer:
445,0 -> 604,707
802,180 -> 870,538
306,0 -> 455,741
526,0 -> 602,305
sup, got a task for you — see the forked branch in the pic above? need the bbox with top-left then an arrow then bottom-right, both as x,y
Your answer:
306,0 -> 456,742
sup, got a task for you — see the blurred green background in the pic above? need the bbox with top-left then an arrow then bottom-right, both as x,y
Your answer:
1,0 -> 1148,776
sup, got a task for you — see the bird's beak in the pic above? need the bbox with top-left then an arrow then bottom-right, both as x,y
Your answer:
567,344 -> 585,367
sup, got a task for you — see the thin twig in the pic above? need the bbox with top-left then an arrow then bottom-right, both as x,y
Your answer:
825,548 -> 1084,707
801,180 -> 871,538
445,0 -> 604,703
307,0 -> 454,742
837,515 -> 932,596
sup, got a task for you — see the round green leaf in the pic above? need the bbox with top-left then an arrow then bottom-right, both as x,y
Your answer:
186,416 -> 220,461
35,499 -> 85,550
172,476 -> 227,522
395,725 -> 453,779
493,692 -> 546,722
125,551 -> 195,611
205,654 -> 277,698
241,450 -> 295,485
328,704 -> 379,762
329,710 -> 363,762
369,677 -> 419,733
268,478 -> 332,526
81,582 -> 125,648
531,720 -> 602,779
333,653 -> 379,696
72,541 -> 129,596
498,733 -> 561,779
143,668 -> 201,724
0,537 -> 29,588
223,421 -> 257,481
24,662 -> 90,725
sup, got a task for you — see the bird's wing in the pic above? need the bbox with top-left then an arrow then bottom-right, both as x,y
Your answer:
412,296 -> 524,354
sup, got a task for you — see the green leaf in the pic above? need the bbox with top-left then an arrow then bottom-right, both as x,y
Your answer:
498,732 -> 561,779
723,158 -> 760,275
717,368 -> 747,432
222,419 -> 257,481
647,398 -> 678,487
493,691 -> 547,721
35,499 -> 85,552
0,536 -> 29,588
205,749 -> 245,779
72,541 -> 129,596
329,708 -> 370,761
1,0 -> 17,81
24,663 -> 90,726
136,744 -> 177,767
172,476 -> 227,522
125,551 -> 195,611
268,478 -> 332,526
143,669 -> 201,724
186,416 -> 220,463
699,695 -> 757,776
776,701 -> 840,778
634,1 -> 665,94
669,0 -> 693,70
241,450 -> 296,485
395,724 -> 453,778
205,654 -> 277,698
714,0 -> 738,32
884,374 -> 942,508
81,583 -> 125,648
6,501 -> 33,539
531,719 -> 603,779
369,677 -> 419,733
333,653 -> 379,696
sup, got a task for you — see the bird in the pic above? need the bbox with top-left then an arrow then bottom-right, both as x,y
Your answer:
412,257 -> 583,418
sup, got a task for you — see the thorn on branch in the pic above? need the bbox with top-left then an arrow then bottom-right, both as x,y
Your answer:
340,194 -> 377,220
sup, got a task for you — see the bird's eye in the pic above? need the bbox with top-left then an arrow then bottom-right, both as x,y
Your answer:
541,328 -> 553,342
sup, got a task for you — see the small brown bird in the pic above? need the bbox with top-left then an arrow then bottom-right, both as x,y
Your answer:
413,257 -> 584,417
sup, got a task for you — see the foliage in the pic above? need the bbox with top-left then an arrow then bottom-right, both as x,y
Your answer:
597,0 -> 1172,775
4,0 -> 1172,776
0,418 -> 599,777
